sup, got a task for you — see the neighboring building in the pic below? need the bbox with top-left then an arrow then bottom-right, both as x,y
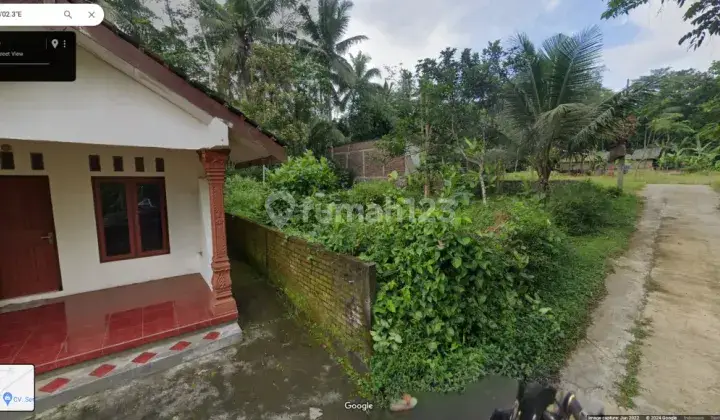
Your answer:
0,20 -> 285,372
330,140 -> 418,181
628,147 -> 663,169
556,151 -> 609,173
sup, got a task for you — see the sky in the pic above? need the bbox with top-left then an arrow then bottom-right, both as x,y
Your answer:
143,0 -> 719,91
344,0 -> 719,90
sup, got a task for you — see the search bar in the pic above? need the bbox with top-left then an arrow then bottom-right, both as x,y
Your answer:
0,4 -> 104,27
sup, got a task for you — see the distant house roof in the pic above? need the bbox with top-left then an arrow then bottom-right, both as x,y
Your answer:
559,151 -> 608,163
629,147 -> 663,160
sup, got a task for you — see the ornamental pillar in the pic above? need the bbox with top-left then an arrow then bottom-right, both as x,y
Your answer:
199,148 -> 237,318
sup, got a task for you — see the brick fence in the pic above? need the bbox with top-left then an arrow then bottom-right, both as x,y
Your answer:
225,214 -> 376,358
331,140 -> 413,181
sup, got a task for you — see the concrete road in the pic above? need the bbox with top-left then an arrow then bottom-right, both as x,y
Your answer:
561,184 -> 720,413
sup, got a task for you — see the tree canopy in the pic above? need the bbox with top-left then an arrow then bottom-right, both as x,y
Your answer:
98,0 -> 719,178
601,0 -> 720,49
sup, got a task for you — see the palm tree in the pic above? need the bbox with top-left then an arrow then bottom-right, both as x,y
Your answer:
335,51 -> 382,112
194,0 -> 297,99
297,0 -> 368,116
503,26 -> 643,190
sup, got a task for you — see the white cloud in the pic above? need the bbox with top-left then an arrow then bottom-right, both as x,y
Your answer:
603,0 -> 718,89
346,0 -> 545,80
544,0 -> 561,12
346,15 -> 471,75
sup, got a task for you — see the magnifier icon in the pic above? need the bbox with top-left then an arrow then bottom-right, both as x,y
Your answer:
64,10 -> 72,19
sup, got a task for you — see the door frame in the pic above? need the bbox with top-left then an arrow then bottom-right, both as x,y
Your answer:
0,175 -> 63,299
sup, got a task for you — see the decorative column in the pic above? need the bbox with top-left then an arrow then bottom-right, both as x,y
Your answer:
199,148 -> 237,318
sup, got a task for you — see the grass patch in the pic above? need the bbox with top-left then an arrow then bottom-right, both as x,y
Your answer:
614,316 -> 653,408
506,169 -> 720,193
530,194 -> 640,381
712,180 -> 720,193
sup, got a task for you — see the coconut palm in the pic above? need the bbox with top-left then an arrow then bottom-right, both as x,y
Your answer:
194,0 -> 297,99
297,0 -> 368,115
335,51 -> 382,112
503,26 -> 644,190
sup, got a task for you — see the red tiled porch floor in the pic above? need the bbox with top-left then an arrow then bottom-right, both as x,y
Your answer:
0,274 -> 237,374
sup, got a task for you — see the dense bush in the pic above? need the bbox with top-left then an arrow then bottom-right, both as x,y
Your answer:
327,158 -> 355,189
496,200 -> 568,287
546,181 -> 614,235
296,200 -> 562,405
224,175 -> 270,224
224,158 -> 639,406
342,180 -> 400,205
267,150 -> 338,196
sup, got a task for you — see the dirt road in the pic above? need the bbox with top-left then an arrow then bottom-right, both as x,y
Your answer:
561,184 -> 720,413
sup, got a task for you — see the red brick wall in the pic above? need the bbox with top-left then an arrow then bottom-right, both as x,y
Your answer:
226,215 -> 375,356
331,140 -> 406,181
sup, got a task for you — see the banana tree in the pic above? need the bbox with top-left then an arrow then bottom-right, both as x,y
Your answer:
676,136 -> 720,171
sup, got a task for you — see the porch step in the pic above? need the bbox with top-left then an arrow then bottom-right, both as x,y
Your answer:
6,322 -> 242,419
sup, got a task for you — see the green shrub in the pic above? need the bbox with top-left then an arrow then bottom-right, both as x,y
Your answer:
497,200 -> 569,288
319,202 -> 558,405
367,344 -> 485,403
547,181 -> 614,235
224,175 -> 270,224
259,166 -> 637,406
328,159 -> 355,189
228,163 -> 280,181
267,150 -> 338,197
342,180 -> 400,205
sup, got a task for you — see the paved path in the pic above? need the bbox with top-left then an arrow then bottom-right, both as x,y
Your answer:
560,185 -> 720,413
631,185 -> 720,412
32,262 -> 369,420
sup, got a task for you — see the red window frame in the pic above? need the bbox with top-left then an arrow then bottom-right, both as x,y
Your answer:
92,177 -> 170,263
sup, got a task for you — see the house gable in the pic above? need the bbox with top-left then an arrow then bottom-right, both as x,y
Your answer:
0,44 -> 228,150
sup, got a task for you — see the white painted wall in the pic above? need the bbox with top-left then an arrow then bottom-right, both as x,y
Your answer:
0,140 -> 213,305
0,46 -> 228,150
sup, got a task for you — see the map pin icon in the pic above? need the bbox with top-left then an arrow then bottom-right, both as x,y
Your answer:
2,392 -> 12,406
51,39 -> 59,49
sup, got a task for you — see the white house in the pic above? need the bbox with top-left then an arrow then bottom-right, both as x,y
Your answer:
0,20 -> 285,372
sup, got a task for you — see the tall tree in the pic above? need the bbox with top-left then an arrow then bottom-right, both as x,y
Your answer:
101,0 -> 205,82
338,53 -> 395,141
503,26 -> 644,190
626,64 -> 720,148
335,51 -> 381,111
194,0 -> 297,99
602,0 -> 720,49
239,44 -> 332,155
379,46 -> 511,195
297,0 -> 368,116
